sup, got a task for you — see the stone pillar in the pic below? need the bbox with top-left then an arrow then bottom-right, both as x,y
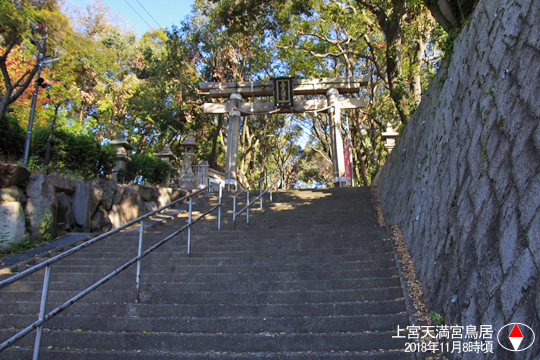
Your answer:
225,93 -> 242,191
156,143 -> 177,187
110,132 -> 133,182
178,133 -> 198,190
381,123 -> 399,153
326,88 -> 346,187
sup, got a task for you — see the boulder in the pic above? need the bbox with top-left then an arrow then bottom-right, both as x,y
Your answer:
72,181 -> 90,228
89,180 -> 104,217
0,202 -> 28,251
25,174 -> 57,240
145,201 -> 158,213
0,163 -> 31,188
133,185 -> 155,202
48,175 -> 75,194
90,207 -> 112,233
99,180 -> 117,210
152,188 -> 172,208
56,193 -> 76,232
112,184 -> 122,205
118,185 -> 144,223
0,186 -> 26,204
171,189 -> 187,202
109,204 -> 126,229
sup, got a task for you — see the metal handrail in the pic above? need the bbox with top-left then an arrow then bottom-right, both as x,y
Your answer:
232,168 -> 282,230
0,183 -> 223,358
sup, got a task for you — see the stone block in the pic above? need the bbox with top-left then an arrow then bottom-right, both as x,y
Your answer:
0,163 -> 30,188
133,185 -> 156,202
0,186 -> 26,204
109,204 -> 125,229
511,139 -> 539,196
152,188 -> 172,208
89,180 -> 104,217
171,189 -> 186,201
145,201 -> 158,213
526,211 -> 540,267
0,202 -> 28,251
118,185 -> 143,223
500,249 -> 537,319
25,174 -> 57,240
112,184 -> 122,205
56,193 -> 75,232
48,175 -> 75,194
98,180 -> 117,210
90,207 -> 112,233
498,188 -> 521,274
480,297 -> 506,354
72,181 -> 89,228
518,172 -> 540,230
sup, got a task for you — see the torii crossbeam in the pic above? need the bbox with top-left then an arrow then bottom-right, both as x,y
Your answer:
199,76 -> 368,188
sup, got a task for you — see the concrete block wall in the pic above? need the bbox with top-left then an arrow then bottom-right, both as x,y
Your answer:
374,0 -> 540,357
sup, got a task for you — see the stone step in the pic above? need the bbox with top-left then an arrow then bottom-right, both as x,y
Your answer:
0,299 -> 407,318
1,266 -> 399,285
37,258 -> 396,272
0,287 -> 404,305
1,348 -> 413,360
0,187 -> 410,359
3,313 -> 408,334
2,276 -> 401,293
39,252 -> 395,265
0,330 -> 407,353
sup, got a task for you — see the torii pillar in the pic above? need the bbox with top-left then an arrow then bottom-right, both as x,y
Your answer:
225,93 -> 242,190
327,89 -> 347,187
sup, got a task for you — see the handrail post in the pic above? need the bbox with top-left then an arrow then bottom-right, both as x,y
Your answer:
259,179 -> 263,212
187,197 -> 192,256
247,189 -> 250,224
33,264 -> 52,360
135,219 -> 144,303
218,183 -> 222,230
270,173 -> 273,202
233,194 -> 236,230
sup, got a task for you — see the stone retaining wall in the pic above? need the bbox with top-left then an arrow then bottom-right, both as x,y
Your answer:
373,0 -> 540,357
0,171 -> 187,251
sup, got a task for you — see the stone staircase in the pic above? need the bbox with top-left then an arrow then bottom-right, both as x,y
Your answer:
0,187 -> 412,359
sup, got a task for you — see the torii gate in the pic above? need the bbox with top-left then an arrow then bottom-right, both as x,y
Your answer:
199,76 -> 368,189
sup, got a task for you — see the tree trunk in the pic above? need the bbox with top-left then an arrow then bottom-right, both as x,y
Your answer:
209,114 -> 223,169
384,20 -> 410,124
411,37 -> 427,106
424,0 -> 460,33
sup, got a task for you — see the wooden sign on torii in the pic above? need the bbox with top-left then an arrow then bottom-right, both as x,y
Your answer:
199,76 -> 368,189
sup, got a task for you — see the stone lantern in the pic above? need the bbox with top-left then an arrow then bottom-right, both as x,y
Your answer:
381,123 -> 399,154
178,132 -> 198,190
110,132 -> 133,182
156,144 -> 177,187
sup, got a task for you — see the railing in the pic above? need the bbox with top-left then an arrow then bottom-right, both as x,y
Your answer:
232,168 -> 282,230
0,184 -> 223,359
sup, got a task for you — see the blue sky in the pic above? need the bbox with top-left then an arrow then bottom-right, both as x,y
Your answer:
67,0 -> 196,38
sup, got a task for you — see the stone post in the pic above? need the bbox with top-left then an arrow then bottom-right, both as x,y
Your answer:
225,93 -> 242,191
179,133 -> 198,190
156,143 -> 177,186
109,132 -> 133,182
381,123 -> 399,153
326,88 -> 346,187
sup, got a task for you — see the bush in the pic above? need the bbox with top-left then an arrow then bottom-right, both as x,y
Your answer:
0,114 -> 25,160
31,127 -> 116,180
120,153 -> 171,186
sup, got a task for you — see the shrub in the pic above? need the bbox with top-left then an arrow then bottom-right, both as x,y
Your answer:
0,114 -> 25,160
120,153 -> 171,186
31,127 -> 116,180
